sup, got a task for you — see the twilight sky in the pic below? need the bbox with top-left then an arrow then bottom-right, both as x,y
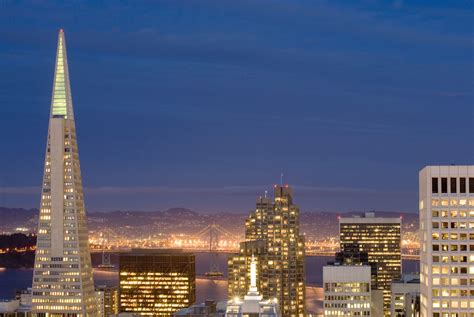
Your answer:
0,0 -> 472,213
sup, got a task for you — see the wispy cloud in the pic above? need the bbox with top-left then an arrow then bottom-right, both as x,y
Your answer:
0,185 -> 411,196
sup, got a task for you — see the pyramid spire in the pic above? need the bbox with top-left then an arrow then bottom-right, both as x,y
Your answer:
32,29 -> 97,316
51,29 -> 74,119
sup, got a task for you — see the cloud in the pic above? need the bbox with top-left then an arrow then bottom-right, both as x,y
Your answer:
0,187 -> 40,194
0,184 -> 410,196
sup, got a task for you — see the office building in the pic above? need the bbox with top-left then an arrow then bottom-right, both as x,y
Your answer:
96,286 -> 119,317
391,273 -> 420,317
339,212 -> 401,315
323,265 -> 372,316
119,249 -> 196,316
226,256 -> 280,317
31,29 -> 97,316
419,166 -> 474,317
0,294 -> 32,317
173,300 -> 226,317
334,242 -> 379,288
228,185 -> 305,317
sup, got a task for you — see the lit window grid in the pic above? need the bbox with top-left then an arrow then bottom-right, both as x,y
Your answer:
419,166 -> 474,317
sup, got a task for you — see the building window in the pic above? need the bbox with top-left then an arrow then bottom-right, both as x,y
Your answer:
460,178 -> 466,193
432,178 -> 439,194
469,178 -> 474,194
441,178 -> 448,193
451,178 -> 457,194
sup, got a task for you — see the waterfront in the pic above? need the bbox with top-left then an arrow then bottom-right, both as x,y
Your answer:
0,254 -> 419,315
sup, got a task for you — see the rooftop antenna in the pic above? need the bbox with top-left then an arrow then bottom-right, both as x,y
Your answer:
280,172 -> 284,186
264,190 -> 268,198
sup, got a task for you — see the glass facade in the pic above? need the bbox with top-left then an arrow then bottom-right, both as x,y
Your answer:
339,214 -> 402,316
119,250 -> 196,316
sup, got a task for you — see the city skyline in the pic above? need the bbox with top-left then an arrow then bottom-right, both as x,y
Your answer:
0,2 -> 472,317
1,1 -> 472,213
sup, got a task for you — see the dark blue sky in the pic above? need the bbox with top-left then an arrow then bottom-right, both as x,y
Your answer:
0,0 -> 472,213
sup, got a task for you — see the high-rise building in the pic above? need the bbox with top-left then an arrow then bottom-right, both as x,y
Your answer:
339,212 -> 401,316
333,243 -> 379,295
228,185 -> 305,317
390,273 -> 420,317
419,166 -> 474,317
31,29 -> 97,316
226,256 -> 280,317
95,286 -> 118,317
323,265 -> 372,316
119,249 -> 196,316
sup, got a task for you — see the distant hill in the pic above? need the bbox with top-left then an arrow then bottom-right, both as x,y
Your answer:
0,207 -> 37,232
0,206 -> 418,240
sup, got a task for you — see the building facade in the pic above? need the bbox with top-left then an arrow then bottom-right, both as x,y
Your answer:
419,166 -> 474,317
339,212 -> 401,316
0,299 -> 31,317
391,273 -> 420,317
334,243 -> 378,289
228,185 -> 305,317
119,249 -> 196,316
95,286 -> 118,317
31,29 -> 97,316
323,265 -> 372,316
226,256 -> 280,317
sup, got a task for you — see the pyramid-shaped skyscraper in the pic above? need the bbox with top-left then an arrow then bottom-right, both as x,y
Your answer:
32,29 -> 97,316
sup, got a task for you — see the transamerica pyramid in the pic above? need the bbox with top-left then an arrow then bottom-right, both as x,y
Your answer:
32,29 -> 98,316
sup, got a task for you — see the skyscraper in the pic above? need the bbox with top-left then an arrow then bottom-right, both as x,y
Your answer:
228,185 -> 305,317
119,249 -> 196,316
339,212 -> 401,316
419,166 -> 474,317
31,29 -> 97,316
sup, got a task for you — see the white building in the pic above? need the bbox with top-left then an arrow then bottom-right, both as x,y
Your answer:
391,273 -> 420,317
0,300 -> 20,315
419,165 -> 474,317
0,298 -> 31,317
31,29 -> 97,315
225,255 -> 280,317
18,288 -> 32,307
323,265 -> 372,316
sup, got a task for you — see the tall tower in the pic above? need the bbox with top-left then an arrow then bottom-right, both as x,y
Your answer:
228,185 -> 305,317
32,29 -> 97,316
339,212 -> 401,316
419,166 -> 474,317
